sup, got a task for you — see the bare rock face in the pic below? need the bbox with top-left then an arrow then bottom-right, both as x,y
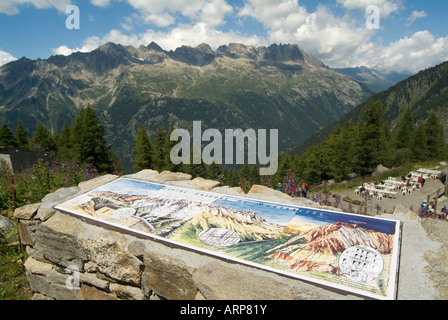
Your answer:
143,252 -> 197,300
192,262 -> 294,300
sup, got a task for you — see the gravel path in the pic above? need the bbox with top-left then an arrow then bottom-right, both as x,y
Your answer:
330,178 -> 447,216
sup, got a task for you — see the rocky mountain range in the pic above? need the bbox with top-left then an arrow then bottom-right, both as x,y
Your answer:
266,221 -> 395,273
169,203 -> 284,243
0,42 -> 391,171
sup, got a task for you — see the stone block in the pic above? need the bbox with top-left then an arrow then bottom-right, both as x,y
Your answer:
110,283 -> 145,300
24,256 -> 53,276
193,262 -> 294,300
26,271 -> 50,296
41,187 -> 82,204
77,284 -> 118,300
143,252 -> 197,300
189,177 -> 220,190
79,272 -> 110,291
156,171 -> 192,182
248,184 -> 291,200
34,212 -> 88,270
18,220 -> 40,246
13,203 -> 41,220
78,229 -> 143,285
78,174 -> 119,191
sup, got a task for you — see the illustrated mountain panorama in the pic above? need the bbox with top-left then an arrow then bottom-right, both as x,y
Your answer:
0,41 -> 421,171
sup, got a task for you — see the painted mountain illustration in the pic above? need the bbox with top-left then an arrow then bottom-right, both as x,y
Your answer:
168,204 -> 285,243
266,222 -> 395,273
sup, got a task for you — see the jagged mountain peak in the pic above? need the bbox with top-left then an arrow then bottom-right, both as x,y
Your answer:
146,41 -> 164,52
0,40 -> 374,171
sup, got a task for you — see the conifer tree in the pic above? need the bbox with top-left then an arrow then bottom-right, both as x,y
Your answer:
225,168 -> 240,187
411,123 -> 428,162
163,124 -> 176,172
357,100 -> 388,175
133,124 -> 153,172
249,164 -> 260,185
206,161 -> 221,180
56,124 -> 73,161
394,108 -> 414,150
392,108 -> 415,165
32,121 -> 56,151
424,112 -> 447,160
239,163 -> 251,181
0,123 -> 17,147
152,126 -> 166,171
15,120 -> 29,148
70,105 -> 114,173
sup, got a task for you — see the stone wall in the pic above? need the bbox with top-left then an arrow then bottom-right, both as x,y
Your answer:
13,169 -> 446,300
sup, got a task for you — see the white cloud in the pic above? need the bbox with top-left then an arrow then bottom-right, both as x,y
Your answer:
0,51 -> 17,66
406,10 -> 427,26
53,22 -> 266,56
199,0 -> 233,27
336,0 -> 401,18
239,1 -> 374,67
0,0 -> 72,14
88,0 -> 234,27
354,31 -> 448,73
50,0 -> 447,75
90,0 -> 112,7
52,36 -> 104,56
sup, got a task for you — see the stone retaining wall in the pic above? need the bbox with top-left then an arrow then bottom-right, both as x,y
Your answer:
15,170 -> 367,300
14,169 -> 445,300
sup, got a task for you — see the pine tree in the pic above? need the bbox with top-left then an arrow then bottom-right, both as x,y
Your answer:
225,168 -> 240,187
392,108 -> 414,165
239,163 -> 251,181
152,126 -> 166,171
0,123 -> 17,147
32,121 -> 56,151
15,120 -> 29,148
394,108 -> 414,150
336,121 -> 359,180
357,100 -> 388,175
411,123 -> 428,162
163,124 -> 176,172
133,124 -> 153,172
424,112 -> 447,160
206,161 -> 221,180
249,165 -> 260,185
70,105 -> 114,173
56,124 -> 73,161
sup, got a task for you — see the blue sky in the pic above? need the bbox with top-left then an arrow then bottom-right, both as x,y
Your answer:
0,0 -> 447,74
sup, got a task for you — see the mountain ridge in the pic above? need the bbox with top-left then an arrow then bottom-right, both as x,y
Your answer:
294,59 -> 448,155
0,41 -> 382,171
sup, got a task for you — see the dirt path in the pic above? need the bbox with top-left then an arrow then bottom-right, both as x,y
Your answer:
320,178 -> 447,216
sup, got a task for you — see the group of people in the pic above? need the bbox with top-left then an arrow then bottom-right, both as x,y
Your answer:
277,182 -> 309,198
420,198 -> 448,220
401,174 -> 426,189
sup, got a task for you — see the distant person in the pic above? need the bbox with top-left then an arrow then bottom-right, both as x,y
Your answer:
441,206 -> 448,220
420,200 -> 429,218
276,183 -> 282,191
301,182 -> 307,198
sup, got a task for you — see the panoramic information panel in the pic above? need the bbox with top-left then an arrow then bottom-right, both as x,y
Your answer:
55,178 -> 401,300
